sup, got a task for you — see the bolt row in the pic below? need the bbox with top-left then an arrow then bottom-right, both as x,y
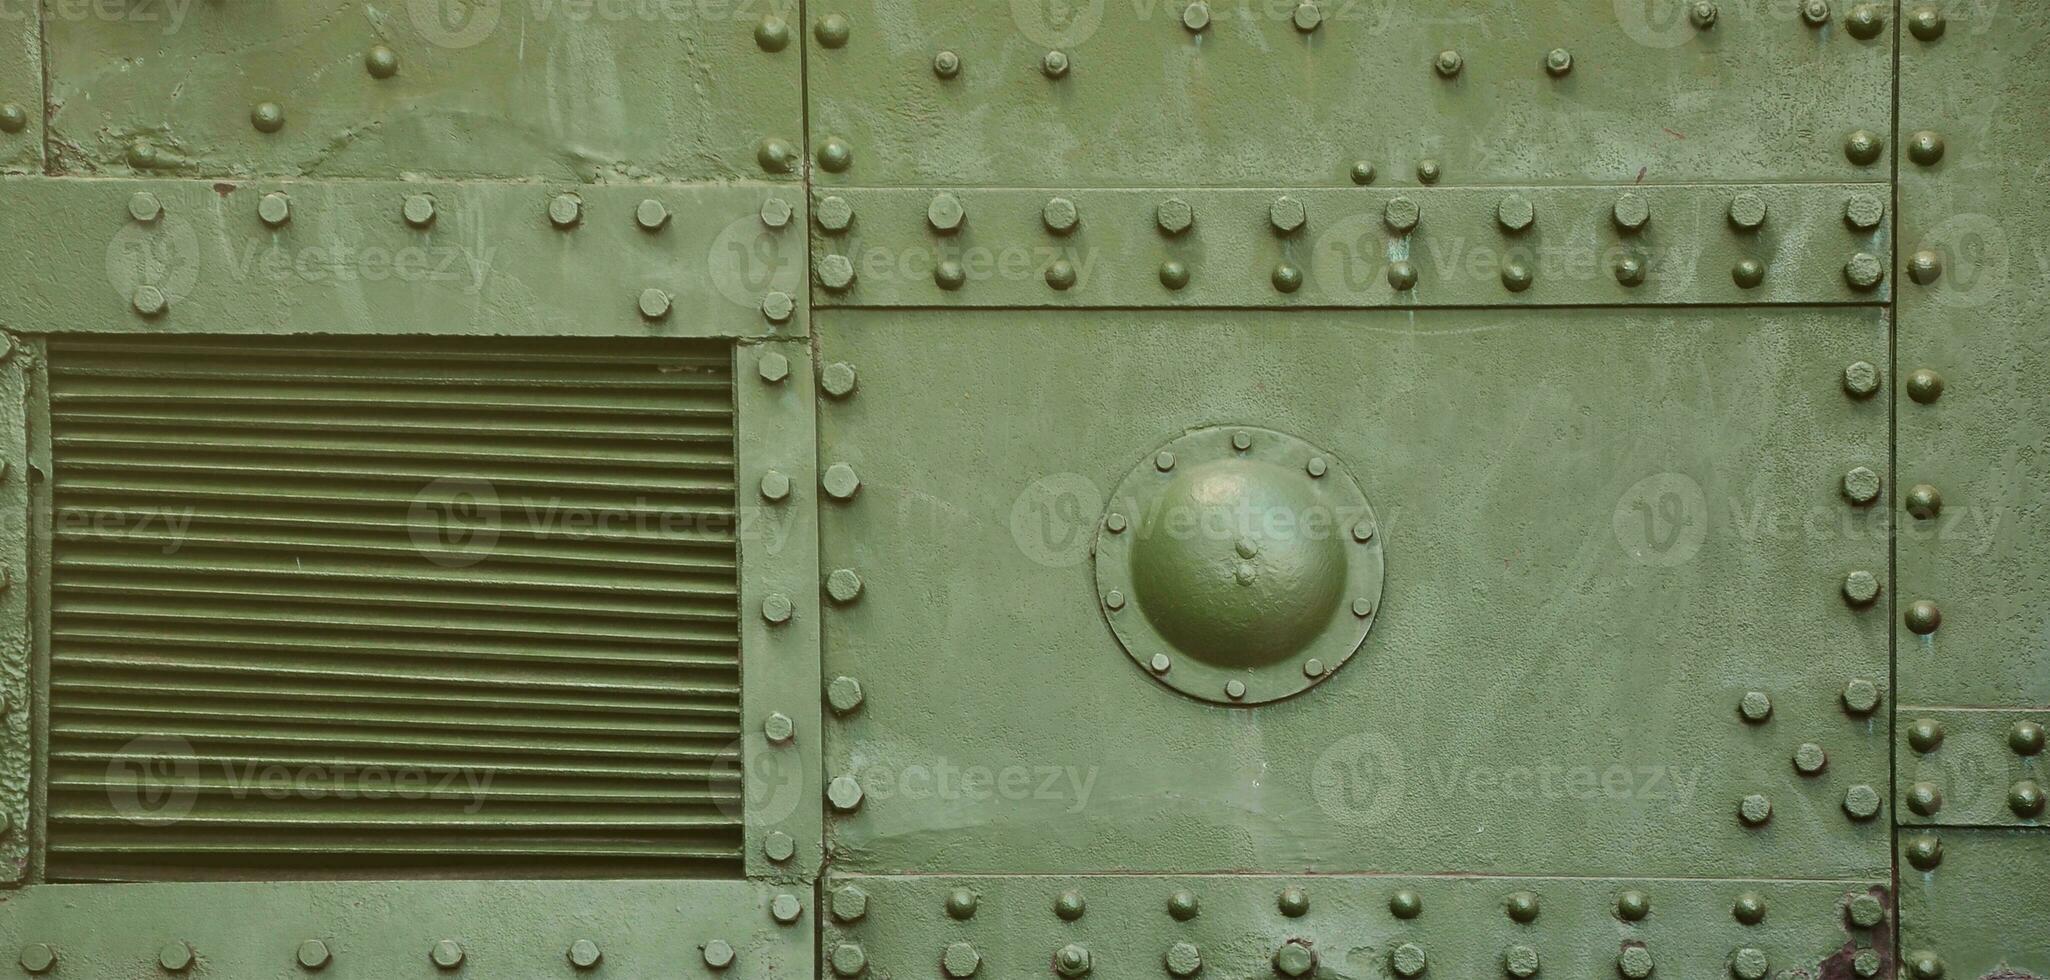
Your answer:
15,935 -> 765,975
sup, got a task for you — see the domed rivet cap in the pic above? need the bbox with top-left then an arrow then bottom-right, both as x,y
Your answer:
365,44 -> 400,78
430,939 -> 465,969
1391,942 -> 1427,978
1053,890 -> 1087,920
1302,658 -> 1326,678
19,944 -> 55,975
1908,6 -> 1946,40
1908,249 -> 1943,285
1154,259 -> 1188,293
1292,2 -> 1322,32
1907,369 -> 1945,404
1905,833 -> 1943,870
1843,784 -> 1882,820
1272,263 -> 1303,293
764,711 -> 795,744
1905,599 -> 1942,634
815,13 -> 850,47
1845,3 -> 1885,38
1054,944 -> 1092,978
817,137 -> 854,173
1182,2 -> 1211,30
1842,361 -> 1880,398
1847,894 -> 1885,929
128,141 -> 159,169
1613,192 -> 1651,232
827,568 -> 864,604
1389,889 -> 1423,918
258,193 -> 295,227
828,676 -> 865,714
1738,794 -> 1772,826
1384,196 -> 1420,233
1387,260 -> 1418,291
1506,891 -> 1540,922
1844,194 -> 1885,229
757,138 -> 798,173
1156,198 -> 1194,235
1844,252 -> 1884,291
1905,781 -> 1944,816
1505,944 -> 1541,978
132,284 -> 169,318
1908,131 -> 1946,166
1615,889 -> 1649,921
928,192 -> 966,233
1042,50 -> 1071,78
635,199 -> 670,230
1793,742 -> 1828,775
770,893 -> 803,925
1155,451 -> 1176,472
816,195 -> 855,233
403,194 -> 437,228
933,49 -> 963,78
943,942 -> 982,978
1501,261 -> 1534,293
1148,652 -> 1171,673
703,939 -> 737,971
755,15 -> 791,51
1908,951 -> 1945,980
1350,161 -> 1376,185
1434,49 -> 1464,76
251,101 -> 286,133
1613,256 -> 1646,291
2010,779 -> 2046,818
1690,1 -> 1719,28
1738,690 -> 1772,722
1844,130 -> 1883,165
1278,886 -> 1309,917
945,888 -> 978,920
2010,720 -> 2046,755
758,352 -> 790,383
569,939 -> 602,969
0,103 -> 25,134
1497,195 -> 1535,232
1043,197 -> 1080,235
1730,947 -> 1768,980
1225,679 -> 1247,700
760,593 -> 793,624
159,941 -> 194,972
297,939 -> 331,970
832,885 -> 869,922
762,291 -> 796,325
1732,258 -> 1765,289
1415,159 -> 1441,184
1165,941 -> 1202,978
1047,259 -> 1078,290
936,260 -> 967,290
1802,0 -> 1832,24
817,254 -> 857,292
821,361 -> 858,398
128,191 -> 163,223
638,288 -> 672,320
1842,677 -> 1881,714
759,470 -> 791,502
1907,717 -> 1945,752
1168,890 -> 1200,920
1728,193 -> 1768,231
829,942 -> 866,977
828,774 -> 864,812
1732,892 -> 1766,924
1544,48 -> 1573,76
545,193 -> 583,229
1841,466 -> 1882,506
1270,196 -> 1307,234
1275,940 -> 1317,977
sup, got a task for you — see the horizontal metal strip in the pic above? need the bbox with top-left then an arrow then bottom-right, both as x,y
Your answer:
53,631 -> 741,674
50,676 -> 738,720
53,434 -> 739,471
53,481 -> 731,514
52,409 -> 733,443
54,579 -> 739,625
56,526 -> 737,568
57,548 -> 737,583
47,338 -> 733,367
49,366 -> 731,391
53,606 -> 739,647
47,840 -> 743,860
50,776 -> 741,807
51,724 -> 735,760
48,809 -> 741,831
55,455 -> 733,495
51,390 -> 733,419
53,699 -> 741,739
49,749 -> 741,783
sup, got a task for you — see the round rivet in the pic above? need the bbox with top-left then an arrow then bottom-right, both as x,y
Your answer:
1505,891 -> 1539,923
815,13 -> 850,47
1847,894 -> 1885,928
1802,0 -> 1832,25
542,193 -> 582,229
1853,950 -> 1883,978
1278,886 -> 1309,917
1303,658 -> 1325,677
757,138 -> 798,173
1501,261 -> 1534,293
1434,49 -> 1463,77
2010,779 -> 2046,818
1690,1 -> 1719,28
1497,195 -> 1535,232
760,470 -> 791,502
833,886 -> 869,922
1275,940 -> 1317,978
569,939 -> 602,969
936,259 -> 967,290
1389,890 -> 1423,919
1392,942 -> 1428,979
403,194 -> 436,228
1738,794 -> 1772,826
128,141 -> 159,169
816,195 -> 854,233
943,942 -> 982,978
1739,690 -> 1773,723
1728,193 -> 1768,231
1105,513 -> 1128,534
1158,260 -> 1191,289
823,462 -> 861,499
1156,197 -> 1194,235
133,284 -> 169,318
1908,6 -> 1946,40
1352,598 -> 1374,617
928,192 -> 966,233
1505,944 -> 1541,979
1042,50 -> 1070,79
1272,263 -> 1303,294
1732,892 -> 1766,924
431,939 -> 464,969
1613,193 -> 1651,233
1182,1 -> 1211,30
1544,48 -> 1572,77
1350,161 -> 1376,185
128,191 -> 163,223
703,939 -> 736,971
1842,677 -> 1881,714
1292,2 -> 1322,32
1615,890 -> 1649,921
635,199 -> 670,231
828,676 -> 865,715
1905,833 -> 1943,870
251,101 -> 286,133
821,362 -> 858,398
1907,369 -> 1945,404
946,888 -> 978,920
817,137 -> 853,173
1908,131 -> 1946,166
1384,196 -> 1420,233
1054,943 -> 1092,978
762,291 -> 796,325
1844,252 -> 1885,291
1844,784 -> 1882,821
1845,3 -> 1884,38
1905,781 -> 1944,816
1907,717 -> 1945,752
1052,890 -> 1087,920
818,254 -> 857,293
1842,360 -> 1880,398
159,941 -> 194,972
297,939 -> 331,970
828,774 -> 864,812
1731,947 -> 1768,980
638,288 -> 672,321
19,944 -> 54,975
1908,249 -> 1943,285
755,15 -> 791,52
1047,259 -> 1078,291
1844,193 -> 1885,229
1043,197 -> 1080,235
1306,457 -> 1327,477
1165,941 -> 1201,978
1732,258 -> 1765,289
1225,679 -> 1247,700
1845,130 -> 1883,166
1416,159 -> 1441,184
1842,466 -> 1882,506
933,50 -> 962,78
1794,742 -> 1828,775
1168,890 -> 1200,920
1352,520 -> 1375,543
2011,720 -> 2046,755
771,894 -> 803,925
761,593 -> 793,624
1387,260 -> 1419,291
1271,196 -> 1307,234
0,103 -> 24,134
827,568 -> 864,604
1231,430 -> 1253,451
1155,451 -> 1176,472
1905,600 -> 1942,635
758,352 -> 790,384
365,45 -> 400,78
830,942 -> 866,977
1908,951 -> 1945,980
1149,652 -> 1171,674
1614,254 -> 1647,287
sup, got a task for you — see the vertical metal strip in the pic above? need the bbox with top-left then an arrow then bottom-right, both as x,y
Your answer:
734,340 -> 822,881
23,336 -> 44,886
0,333 -> 29,885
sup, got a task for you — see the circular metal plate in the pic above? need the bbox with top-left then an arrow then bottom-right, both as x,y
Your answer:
1094,426 -> 1383,705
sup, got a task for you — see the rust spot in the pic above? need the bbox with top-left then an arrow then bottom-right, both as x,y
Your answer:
212,182 -> 237,196
1662,127 -> 1686,140
1820,886 -> 1892,980
1634,166 -> 1648,184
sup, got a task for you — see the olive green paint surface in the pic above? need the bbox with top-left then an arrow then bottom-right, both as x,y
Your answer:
1897,829 -> 2050,977
0,9 -> 41,175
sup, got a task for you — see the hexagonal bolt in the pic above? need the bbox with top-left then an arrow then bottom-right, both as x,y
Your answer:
297,939 -> 332,970
827,774 -> 865,812
831,885 -> 870,922
829,942 -> 866,977
763,711 -> 795,744
430,939 -> 465,969
1496,195 -> 1535,233
760,593 -> 793,625
128,191 -> 164,223
757,352 -> 790,384
259,192 -> 293,228
823,462 -> 862,500
568,939 -> 603,969
638,288 -> 673,321
762,830 -> 795,862
942,942 -> 982,978
1156,198 -> 1194,236
821,362 -> 858,398
826,568 -> 865,604
1053,943 -> 1092,978
827,675 -> 865,715
761,291 -> 796,325
1270,196 -> 1307,235
1274,940 -> 1317,977
771,893 -> 804,925
816,195 -> 855,233
702,939 -> 736,970
159,941 -> 194,972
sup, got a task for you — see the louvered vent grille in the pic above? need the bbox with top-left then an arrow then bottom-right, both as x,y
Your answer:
47,338 -> 743,881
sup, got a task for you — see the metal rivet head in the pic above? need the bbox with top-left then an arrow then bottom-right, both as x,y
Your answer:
250,101 -> 286,133
1156,198 -> 1195,236
1352,597 -> 1374,617
1155,451 -> 1176,472
1496,195 -> 1535,232
1167,890 -> 1200,920
635,199 -> 670,230
1842,677 -> 1881,714
702,939 -> 736,970
828,775 -> 864,812
1054,943 -> 1092,978
1277,886 -> 1309,917
2011,779 -> 2047,817
638,288 -> 672,321
1907,369 -> 1945,404
1841,466 -> 1882,505
829,942 -> 866,977
1415,159 -> 1442,184
828,676 -> 865,714
430,940 -> 464,969
816,195 -> 854,233
827,568 -> 864,604
1388,260 -> 1418,291
1844,130 -> 1883,166
1275,940 -> 1317,978
1905,599 -> 1942,635
1907,717 -> 1945,752
159,941 -> 194,972
936,259 -> 967,290
1908,131 -> 1946,166
1181,1 -> 1211,30
1905,833 -> 1943,870
1843,784 -> 1882,820
1738,690 -> 1772,722
1501,261 -> 1534,293
1732,892 -> 1767,924
1148,652 -> 1171,673
2011,720 -> 2046,755
1348,162 -> 1376,186
928,192 -> 966,233
1391,942 -> 1428,978
540,193 -> 583,230
1853,950 -> 1883,978
1842,361 -> 1880,398
832,886 -> 870,923
1054,891 -> 1087,920
1505,945 -> 1541,979
1846,894 -> 1885,928
759,196 -> 793,229
763,830 -> 794,862
297,939 -> 331,970
771,893 -> 803,925
1908,6 -> 1946,40
1845,3 -> 1885,38
945,888 -> 978,920
764,712 -> 794,745
1802,0 -> 1832,25
402,194 -> 436,228
1731,947 -> 1768,980
128,141 -> 159,169
1105,513 -> 1128,534
1905,781 -> 1944,815
1505,891 -> 1540,923
821,362 -> 858,398
1306,457 -> 1327,477
1389,890 -> 1423,919
1225,679 -> 1247,700
1384,196 -> 1420,233
1046,259 -> 1078,291
1614,254 -> 1647,287
1728,193 -> 1768,231
1270,196 -> 1307,235
760,593 -> 793,624
757,352 -> 790,384
365,45 -> 400,78
1844,252 -> 1885,291
1738,794 -> 1772,826
569,939 -> 602,969
1043,197 -> 1080,235
0,103 -> 25,134
1042,50 -> 1070,78
756,138 -> 798,173
814,13 -> 850,47
759,470 -> 791,502
762,291 -> 796,325
257,193 -> 294,229
1544,48 -> 1572,76
1159,260 -> 1190,291
1908,249 -> 1943,285
1844,194 -> 1885,229
817,254 -> 857,293
1613,192 -> 1651,232
132,284 -> 169,318
1272,263 -> 1303,294
1434,49 -> 1463,77
19,944 -> 54,975
817,138 -> 853,173
128,191 -> 163,223
943,942 -> 982,978
1165,941 -> 1201,978
1690,1 -> 1719,28
1292,2 -> 1322,32
755,14 -> 791,51
1615,890 -> 1649,921
1104,589 -> 1125,611
1351,520 -> 1375,543
1908,951 -> 1945,980
933,49 -> 963,78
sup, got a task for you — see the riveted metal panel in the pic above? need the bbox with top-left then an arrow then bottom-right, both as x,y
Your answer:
806,0 -> 1894,187
0,5 -> 40,174
1897,829 -> 2050,977
1896,708 -> 2048,829
816,309 -> 1889,879
42,0 -> 804,183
